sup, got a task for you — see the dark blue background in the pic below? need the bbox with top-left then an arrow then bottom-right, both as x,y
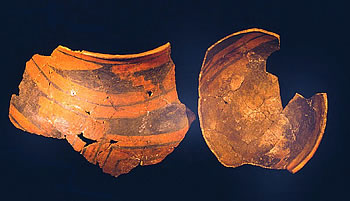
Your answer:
1,0 -> 348,200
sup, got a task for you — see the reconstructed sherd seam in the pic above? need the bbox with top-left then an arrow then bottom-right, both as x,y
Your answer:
9,43 -> 194,177
198,28 -> 327,173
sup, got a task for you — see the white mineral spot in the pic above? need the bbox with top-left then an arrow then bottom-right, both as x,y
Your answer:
70,89 -> 77,96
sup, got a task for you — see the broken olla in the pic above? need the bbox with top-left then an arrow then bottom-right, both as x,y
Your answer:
9,43 -> 194,177
198,28 -> 327,173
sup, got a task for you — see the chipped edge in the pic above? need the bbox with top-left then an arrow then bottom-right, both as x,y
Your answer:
198,28 -> 280,168
287,93 -> 328,173
57,42 -> 171,60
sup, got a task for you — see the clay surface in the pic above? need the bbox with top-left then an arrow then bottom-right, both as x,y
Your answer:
9,43 -> 194,177
198,28 -> 327,173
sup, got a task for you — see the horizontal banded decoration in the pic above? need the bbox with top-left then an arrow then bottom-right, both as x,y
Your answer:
9,43 -> 195,177
198,28 -> 327,173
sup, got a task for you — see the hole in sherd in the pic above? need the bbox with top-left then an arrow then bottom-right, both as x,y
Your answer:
85,111 -> 91,115
223,100 -> 228,104
78,133 -> 97,146
147,91 -> 153,97
110,140 -> 118,144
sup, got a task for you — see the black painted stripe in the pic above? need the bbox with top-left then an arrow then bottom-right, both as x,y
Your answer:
49,61 -> 173,94
22,79 -> 177,125
31,58 -> 66,93
200,35 -> 275,85
106,103 -> 188,136
16,81 -> 186,137
203,57 -> 243,88
202,34 -> 245,74
49,64 -> 143,94
9,73 -> 46,133
111,140 -> 180,150
201,34 -> 266,80
86,140 -> 180,167
249,39 -> 280,59
113,160 -> 121,171
32,57 -> 176,108
101,147 -> 113,168
9,113 -> 26,131
92,142 -> 104,163
9,102 -> 44,132
81,144 -> 87,155
206,34 -> 245,62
